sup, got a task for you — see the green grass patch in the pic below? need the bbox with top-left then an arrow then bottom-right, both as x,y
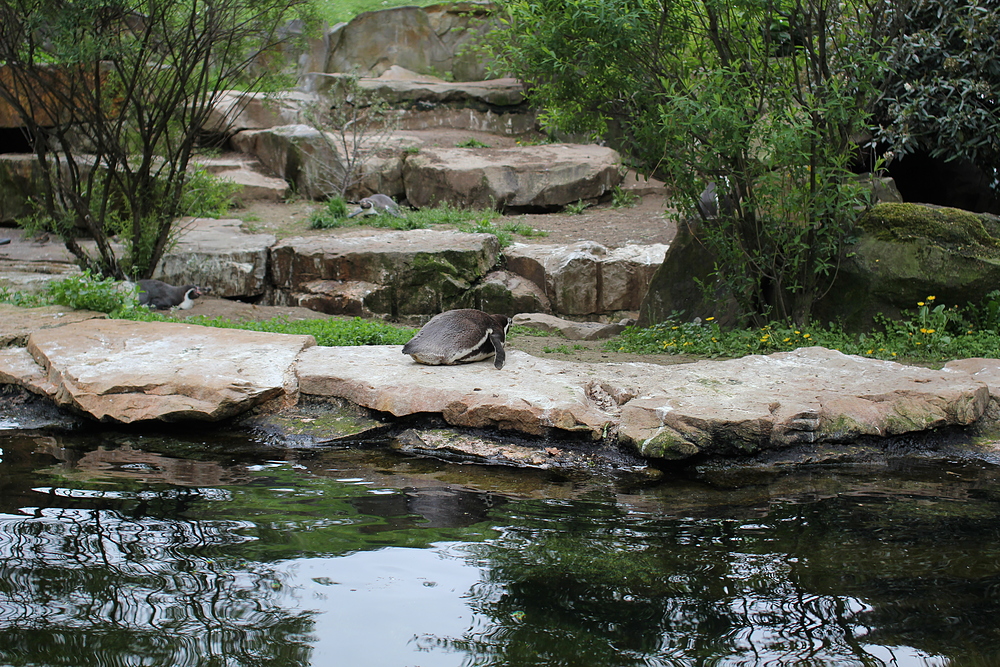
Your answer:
122,309 -> 417,346
613,293 -> 1000,365
310,0 -> 442,25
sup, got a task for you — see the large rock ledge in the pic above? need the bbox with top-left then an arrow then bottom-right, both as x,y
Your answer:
2,312 -> 1000,470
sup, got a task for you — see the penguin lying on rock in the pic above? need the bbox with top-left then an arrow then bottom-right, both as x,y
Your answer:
347,194 -> 403,219
137,279 -> 204,310
403,309 -> 512,370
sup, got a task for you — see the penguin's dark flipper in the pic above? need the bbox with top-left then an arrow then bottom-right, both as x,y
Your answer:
489,329 -> 506,369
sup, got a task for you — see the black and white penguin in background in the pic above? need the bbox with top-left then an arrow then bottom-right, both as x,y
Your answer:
403,309 -> 513,370
347,194 -> 404,219
136,279 -> 204,310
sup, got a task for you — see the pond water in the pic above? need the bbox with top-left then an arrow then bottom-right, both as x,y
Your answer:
1,427 -> 999,667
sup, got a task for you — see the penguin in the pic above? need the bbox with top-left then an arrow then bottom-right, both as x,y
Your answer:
347,194 -> 403,219
137,279 -> 203,310
402,309 -> 512,370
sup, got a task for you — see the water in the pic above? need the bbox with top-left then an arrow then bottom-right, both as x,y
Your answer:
1,428 -> 999,666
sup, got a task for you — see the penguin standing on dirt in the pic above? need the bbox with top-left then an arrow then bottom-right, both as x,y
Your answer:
137,279 -> 204,310
347,194 -> 403,219
403,309 -> 512,370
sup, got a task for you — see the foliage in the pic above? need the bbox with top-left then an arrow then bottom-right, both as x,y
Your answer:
456,138 -> 491,148
299,72 -> 399,198
494,0 -> 896,325
613,295 -> 1000,365
873,0 -> 1000,194
119,310 -> 417,346
179,169 -> 243,219
0,0 -> 305,280
44,270 -> 137,314
306,201 -> 544,245
308,196 -> 352,229
310,0 -> 439,25
611,186 -> 639,208
563,200 -> 589,215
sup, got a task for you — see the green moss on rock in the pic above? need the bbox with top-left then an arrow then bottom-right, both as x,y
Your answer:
858,203 -> 1000,253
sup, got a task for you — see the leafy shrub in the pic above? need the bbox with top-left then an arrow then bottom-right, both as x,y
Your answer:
180,169 -> 242,219
46,271 -> 137,314
309,196 -> 352,229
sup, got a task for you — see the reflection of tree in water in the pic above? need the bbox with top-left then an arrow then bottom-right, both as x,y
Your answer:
424,494 -> 997,666
0,500 -> 314,666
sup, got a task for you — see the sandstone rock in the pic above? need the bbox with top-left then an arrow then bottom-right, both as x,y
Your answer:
402,144 -> 623,210
0,304 -> 105,347
154,218 -> 275,299
202,90 -> 317,133
458,270 -> 550,315
269,229 -> 501,316
325,3 -> 497,81
617,347 -> 990,460
303,68 -> 537,135
512,312 -> 631,341
505,241 -> 668,316
296,346 -> 614,436
231,124 -> 419,200
0,154 -> 41,222
13,319 -> 315,423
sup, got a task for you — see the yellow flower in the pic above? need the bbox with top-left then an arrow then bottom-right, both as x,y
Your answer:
761,334 -> 770,341
783,337 -> 791,343
794,331 -> 801,335
927,295 -> 936,301
706,317 -> 715,321
917,302 -> 925,307
867,349 -> 873,354
919,328 -> 928,334
803,334 -> 811,339
892,352 -> 897,356
926,328 -> 935,334
915,341 -> 922,345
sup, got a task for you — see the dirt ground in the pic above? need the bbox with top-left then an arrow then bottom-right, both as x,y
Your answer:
182,190 -> 686,366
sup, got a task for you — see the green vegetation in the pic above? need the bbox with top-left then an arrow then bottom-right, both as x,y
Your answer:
456,138 -> 491,148
45,271 -> 137,315
493,0 -> 889,325
0,0 -> 304,280
615,294 -> 1000,365
308,201 -> 546,246
310,0 -> 439,25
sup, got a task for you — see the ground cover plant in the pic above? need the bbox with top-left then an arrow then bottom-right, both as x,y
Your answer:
308,200 -> 547,246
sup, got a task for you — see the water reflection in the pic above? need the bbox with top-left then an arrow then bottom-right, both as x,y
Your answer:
1,430 -> 999,665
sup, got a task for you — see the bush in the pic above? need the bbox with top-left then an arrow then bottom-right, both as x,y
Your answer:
45,271 -> 137,314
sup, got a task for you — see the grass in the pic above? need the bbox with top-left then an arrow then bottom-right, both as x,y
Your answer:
308,199 -> 547,247
311,0 -> 441,26
613,294 -> 1000,367
7,275 -> 1000,366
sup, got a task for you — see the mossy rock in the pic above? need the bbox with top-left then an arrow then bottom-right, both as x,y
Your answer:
858,203 -> 1000,256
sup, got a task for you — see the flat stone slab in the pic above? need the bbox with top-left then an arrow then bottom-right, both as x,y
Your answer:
297,346 -> 613,436
0,304 -> 105,347
6,319 -> 315,423
618,347 -> 992,460
155,218 -> 276,299
296,344 -> 996,461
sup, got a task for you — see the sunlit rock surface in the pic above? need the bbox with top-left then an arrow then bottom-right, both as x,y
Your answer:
1,309 -> 998,465
1,319 -> 315,423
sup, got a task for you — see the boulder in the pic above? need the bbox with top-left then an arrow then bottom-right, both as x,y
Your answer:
296,346 -> 613,436
269,229 -> 502,317
402,144 -> 623,210
231,124 -> 419,200
324,3 -> 497,81
304,68 -> 537,135
154,218 -> 275,299
1,319 -> 315,423
457,269 -> 550,315
0,228 -> 82,294
812,203 -> 1000,330
0,304 -> 105,348
617,347 -> 990,460
0,154 -> 41,222
505,241 -> 668,316
201,90 -> 318,133
512,312 -> 632,341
